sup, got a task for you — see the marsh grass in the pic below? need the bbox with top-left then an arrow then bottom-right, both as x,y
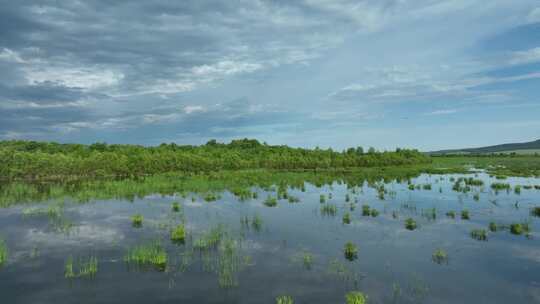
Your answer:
0,238 -> 7,267
172,202 -> 181,212
491,183 -> 511,191
124,242 -> 167,271
423,184 -> 432,190
345,291 -> 367,304
321,204 -> 337,216
405,218 -> 417,230
362,205 -> 371,216
532,207 -> 540,217
320,194 -> 326,203
303,252 -> 314,270
445,211 -> 455,219
370,209 -> 379,217
343,212 -> 351,224
251,214 -> 263,231
470,229 -> 487,241
264,196 -> 278,207
489,222 -> 498,232
461,210 -> 470,220
194,225 -> 225,251
344,242 -> 358,261
64,255 -> 98,278
514,185 -> 521,195
276,296 -> 294,304
171,224 -> 186,244
432,249 -> 448,265
131,214 -> 144,228
287,196 -> 300,203
509,222 -> 531,236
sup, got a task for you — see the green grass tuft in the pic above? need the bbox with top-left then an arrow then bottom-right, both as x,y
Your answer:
345,291 -> 367,304
131,214 -> 144,228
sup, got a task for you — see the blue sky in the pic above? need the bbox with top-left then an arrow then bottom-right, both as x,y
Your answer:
1,1 -> 539,151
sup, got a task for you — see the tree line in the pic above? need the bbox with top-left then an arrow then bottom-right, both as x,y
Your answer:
0,139 -> 430,180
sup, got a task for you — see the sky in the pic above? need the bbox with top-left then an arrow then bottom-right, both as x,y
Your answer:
1,0 -> 540,151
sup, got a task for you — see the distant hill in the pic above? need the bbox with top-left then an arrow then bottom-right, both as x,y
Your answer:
430,139 -> 540,155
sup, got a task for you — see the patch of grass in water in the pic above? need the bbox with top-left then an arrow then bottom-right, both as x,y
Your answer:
432,249 -> 448,265
276,296 -> 294,304
343,242 -> 358,261
287,195 -> 300,203
124,241 -> 167,271
514,185 -> 521,195
0,238 -> 7,267
473,193 -> 480,201
64,255 -> 98,278
303,252 -> 314,270
531,207 -> 540,217
509,222 -> 531,236
194,225 -> 225,251
343,212 -> 351,224
491,182 -> 511,191
370,209 -> 379,217
345,291 -> 367,304
470,229 -> 487,241
361,205 -> 370,216
131,214 -> 143,228
489,222 -> 498,232
320,194 -> 326,203
321,204 -> 337,216
445,211 -> 455,219
264,196 -> 278,207
172,202 -> 181,212
170,224 -> 186,244
405,218 -> 417,230
422,184 -> 432,190
461,210 -> 470,220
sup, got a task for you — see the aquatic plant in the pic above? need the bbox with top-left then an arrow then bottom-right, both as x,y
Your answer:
194,225 -> 225,251
345,193 -> 351,202
64,256 -> 75,278
370,209 -> 379,217
423,184 -> 432,190
320,194 -> 326,203
276,296 -> 294,304
362,205 -> 371,216
64,255 -> 98,278
445,211 -> 455,219
491,183 -> 511,191
343,212 -> 351,224
264,196 -> 278,207
461,210 -> 470,220
345,291 -> 367,304
343,242 -> 358,261
321,204 -> 337,216
473,193 -> 480,201
172,202 -> 181,212
408,184 -> 415,191
251,214 -> 263,231
489,222 -> 498,232
303,252 -> 314,270
432,249 -> 448,265
514,185 -> 521,195
465,178 -> 484,186
171,224 -> 186,243
287,196 -> 300,203
531,207 -> 540,217
470,229 -> 487,241
405,218 -> 417,230
0,238 -> 7,267
510,223 -> 523,235
124,242 -> 167,271
131,214 -> 144,227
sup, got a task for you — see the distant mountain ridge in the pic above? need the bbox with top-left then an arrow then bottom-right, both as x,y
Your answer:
430,139 -> 540,155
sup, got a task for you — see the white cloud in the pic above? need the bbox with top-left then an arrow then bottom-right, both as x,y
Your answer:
425,109 -> 458,115
527,7 -> 540,23
0,48 -> 27,63
509,47 -> 540,65
184,105 -> 205,114
24,66 -> 124,90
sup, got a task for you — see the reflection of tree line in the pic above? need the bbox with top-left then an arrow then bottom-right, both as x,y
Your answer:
0,168 -> 428,207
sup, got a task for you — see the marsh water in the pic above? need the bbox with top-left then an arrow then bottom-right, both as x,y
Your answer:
1,171 -> 540,303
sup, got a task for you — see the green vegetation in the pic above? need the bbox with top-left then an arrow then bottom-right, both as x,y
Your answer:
489,222 -> 498,232
171,224 -> 186,243
64,255 -> 98,278
172,202 -> 181,212
303,252 -> 314,270
532,207 -> 540,217
345,291 -> 367,304
124,242 -> 167,271
445,211 -> 455,219
320,194 -> 326,203
470,229 -> 487,241
422,184 -> 432,190
405,218 -> 417,230
131,214 -> 144,227
432,249 -> 448,265
370,209 -> 379,217
343,242 -> 358,261
343,212 -> 351,224
491,183 -> 511,191
264,196 -> 278,207
514,185 -> 521,195
321,204 -> 337,216
0,238 -> 7,267
362,205 -> 371,216
276,296 -> 294,304
0,139 -> 430,180
461,210 -> 470,220
509,223 -> 530,236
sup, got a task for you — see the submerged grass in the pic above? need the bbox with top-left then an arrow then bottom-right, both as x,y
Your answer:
131,214 -> 144,228
405,218 -> 417,230
343,242 -> 358,261
432,249 -> 448,265
64,255 -> 98,278
321,204 -> 337,216
345,291 -> 367,304
124,241 -> 167,271
171,224 -> 186,243
276,296 -> 294,304
470,229 -> 487,241
0,238 -> 7,267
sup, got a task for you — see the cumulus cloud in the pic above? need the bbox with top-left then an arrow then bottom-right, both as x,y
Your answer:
509,47 -> 540,65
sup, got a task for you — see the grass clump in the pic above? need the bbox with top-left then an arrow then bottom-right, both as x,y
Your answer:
491,182 -> 511,191
343,212 -> 351,224
432,249 -> 448,265
345,291 -> 367,304
370,209 -> 379,217
0,238 -> 7,267
303,252 -> 314,270
276,296 -> 294,304
287,196 -> 300,203
489,222 -> 498,232
264,196 -> 278,207
343,242 -> 358,261
405,218 -> 417,230
172,202 -> 181,212
445,211 -> 455,219
64,255 -> 98,278
423,184 -> 432,190
461,210 -> 470,220
124,242 -> 167,271
320,194 -> 326,203
321,204 -> 337,216
361,205 -> 371,216
131,214 -> 144,228
470,229 -> 487,241
171,224 -> 186,243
